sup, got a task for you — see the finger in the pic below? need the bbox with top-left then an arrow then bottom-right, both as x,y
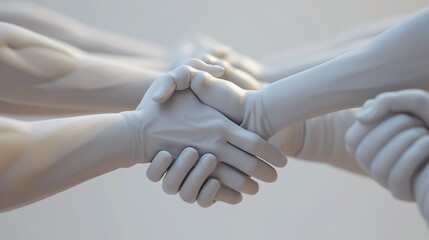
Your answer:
190,71 -> 246,123
152,64 -> 225,103
370,127 -> 427,188
345,121 -> 377,156
146,151 -> 173,182
210,163 -> 259,195
214,185 -> 243,205
216,144 -> 278,183
355,114 -> 422,172
179,154 -> 218,203
199,54 -> 262,90
162,147 -> 199,195
414,164 -> 429,221
198,54 -> 231,72
205,47 -> 230,59
151,74 -> 177,104
185,58 -> 225,77
357,89 -> 429,124
362,99 -> 374,109
388,135 -> 429,201
197,179 -> 221,208
152,65 -> 196,103
227,125 -> 287,168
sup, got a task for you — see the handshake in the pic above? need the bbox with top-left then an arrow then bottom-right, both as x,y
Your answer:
121,56 -> 287,207
122,52 -> 429,220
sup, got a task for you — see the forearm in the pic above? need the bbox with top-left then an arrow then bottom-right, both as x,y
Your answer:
261,8 -> 429,134
0,2 -> 167,59
260,16 -> 400,82
0,114 -> 135,212
270,109 -> 365,175
93,53 -> 169,72
0,23 -> 160,114
261,38 -> 371,82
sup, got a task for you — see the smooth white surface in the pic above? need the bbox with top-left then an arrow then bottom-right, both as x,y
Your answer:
0,0 -> 428,239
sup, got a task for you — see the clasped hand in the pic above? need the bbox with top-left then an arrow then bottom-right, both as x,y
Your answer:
125,59 -> 286,207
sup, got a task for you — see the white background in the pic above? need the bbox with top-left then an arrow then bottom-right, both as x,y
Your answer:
0,0 -> 428,239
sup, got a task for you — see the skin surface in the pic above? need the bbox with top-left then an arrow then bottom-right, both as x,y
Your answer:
151,8 -> 429,220
0,22 -> 287,210
0,3 -> 417,209
346,89 -> 429,222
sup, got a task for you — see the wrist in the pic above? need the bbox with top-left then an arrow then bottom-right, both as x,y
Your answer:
241,90 -> 275,139
269,121 -> 305,156
121,110 -> 148,165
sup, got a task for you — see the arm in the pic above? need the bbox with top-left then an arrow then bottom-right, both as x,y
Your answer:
0,114 -> 134,212
259,7 -> 429,135
150,5 -> 429,172
0,3 -> 257,73
0,23 -> 231,116
260,15 -> 401,82
0,22 -> 159,115
269,109 -> 365,175
0,74 -> 287,211
0,2 -> 167,59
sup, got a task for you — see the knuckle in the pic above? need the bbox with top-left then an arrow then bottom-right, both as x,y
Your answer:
376,92 -> 395,102
178,64 -> 192,73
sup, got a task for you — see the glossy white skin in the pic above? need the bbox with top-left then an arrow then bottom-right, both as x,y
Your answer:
0,2 -> 402,83
152,8 -> 429,212
0,2 -> 263,75
0,113 -> 134,212
346,89 -> 429,222
260,16 -> 400,82
154,7 -> 429,141
0,22 -> 160,115
0,23 -> 288,209
124,71 -> 287,205
0,2 -> 167,59
1,5 -> 414,208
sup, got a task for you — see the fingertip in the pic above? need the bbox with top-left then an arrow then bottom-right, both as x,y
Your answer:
146,151 -> 173,182
197,179 -> 221,208
356,107 -> 376,123
275,155 -> 288,168
279,157 -> 287,168
257,168 -> 278,183
152,85 -> 174,103
152,94 -> 168,103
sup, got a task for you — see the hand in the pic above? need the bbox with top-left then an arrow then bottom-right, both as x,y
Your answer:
124,65 -> 287,206
147,148 -> 245,207
169,34 -> 264,79
151,63 -> 274,140
197,54 -> 264,90
346,89 -> 429,202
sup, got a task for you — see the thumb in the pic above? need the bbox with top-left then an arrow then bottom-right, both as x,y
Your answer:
152,62 -> 225,103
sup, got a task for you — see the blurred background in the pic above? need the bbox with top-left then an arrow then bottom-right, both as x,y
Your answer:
0,0 -> 428,239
